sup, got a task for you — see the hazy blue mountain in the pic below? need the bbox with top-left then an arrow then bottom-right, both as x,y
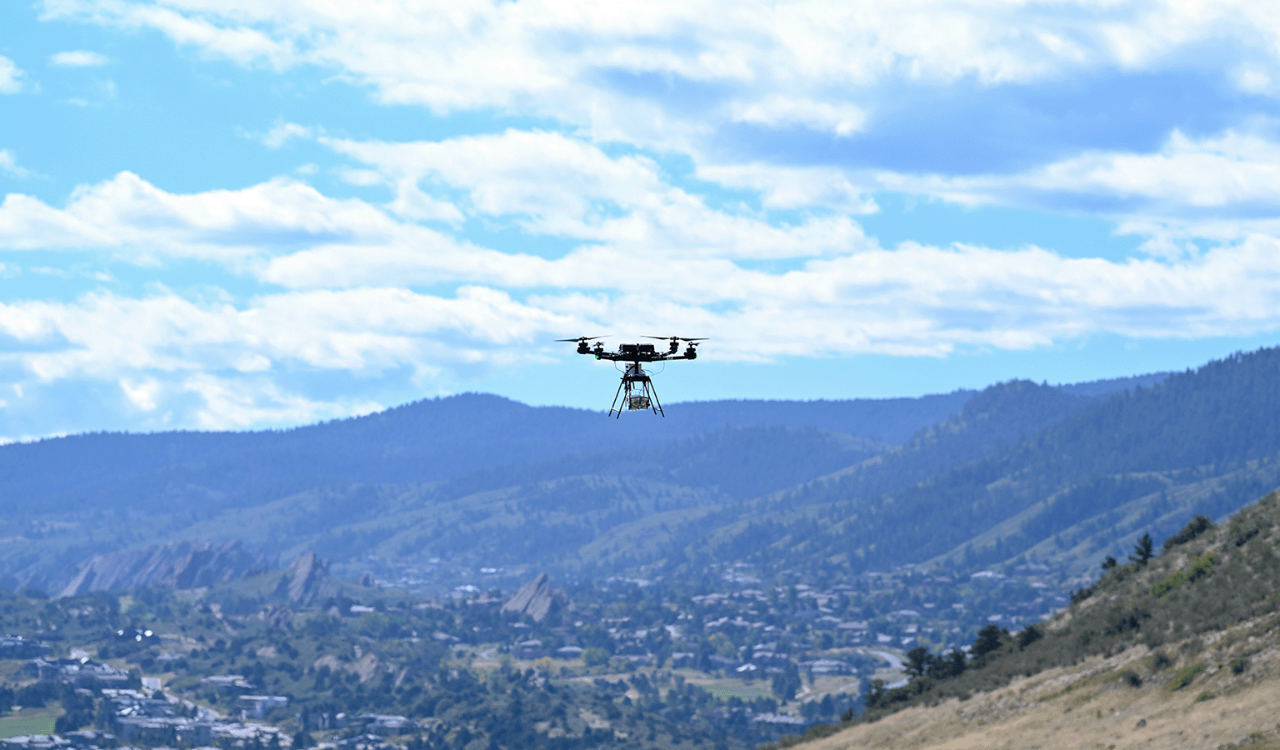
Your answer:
694,349 -> 1280,581
0,392 -> 969,513
1056,371 -> 1169,397
788,379 -> 1096,505
0,392 -> 971,587
0,365 -> 1192,591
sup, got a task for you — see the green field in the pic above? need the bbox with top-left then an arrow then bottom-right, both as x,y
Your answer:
676,671 -> 777,701
0,712 -> 58,739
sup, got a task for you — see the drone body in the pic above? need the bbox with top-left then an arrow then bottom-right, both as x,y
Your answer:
557,336 -> 704,417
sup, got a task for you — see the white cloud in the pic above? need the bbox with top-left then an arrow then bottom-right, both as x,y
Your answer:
42,0 -> 294,69
322,130 -> 868,258
1,235 -> 1279,405
0,150 -> 33,178
0,56 -> 25,94
0,171 -> 401,259
696,162 -> 877,213
0,286 -> 580,388
50,50 -> 110,67
258,121 -> 313,149
2,149 -> 1279,355
730,98 -> 866,137
1,162 -> 1280,431
116,371 -> 381,429
1017,130 -> 1280,210
178,373 -> 382,431
872,129 -> 1280,240
1234,66 -> 1273,95
120,377 -> 161,410
45,0 -> 1280,153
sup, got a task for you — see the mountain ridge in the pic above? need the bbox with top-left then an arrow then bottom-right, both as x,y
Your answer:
0,366 -> 1183,592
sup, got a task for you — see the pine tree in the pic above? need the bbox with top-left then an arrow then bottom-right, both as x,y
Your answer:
1130,533 -> 1154,565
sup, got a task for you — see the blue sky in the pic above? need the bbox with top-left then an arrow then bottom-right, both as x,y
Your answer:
3,1 -> 1280,438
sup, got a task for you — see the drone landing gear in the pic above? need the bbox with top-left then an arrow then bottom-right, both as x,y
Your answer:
609,363 -> 664,418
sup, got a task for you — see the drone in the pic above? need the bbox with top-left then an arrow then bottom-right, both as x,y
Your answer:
556,336 -> 705,417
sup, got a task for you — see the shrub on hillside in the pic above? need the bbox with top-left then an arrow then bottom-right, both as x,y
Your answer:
1163,515 -> 1213,550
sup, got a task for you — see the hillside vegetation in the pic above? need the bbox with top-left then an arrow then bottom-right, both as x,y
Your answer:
796,616 -> 1280,750
2,347 -> 1257,606
773,487 -> 1280,749
0,393 -> 973,589
703,349 -> 1280,582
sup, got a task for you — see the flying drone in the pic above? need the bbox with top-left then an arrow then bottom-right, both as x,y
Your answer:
556,336 -> 705,417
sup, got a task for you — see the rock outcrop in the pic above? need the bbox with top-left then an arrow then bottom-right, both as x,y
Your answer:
501,572 -> 558,622
274,552 -> 341,607
59,540 -> 269,597
258,605 -> 295,629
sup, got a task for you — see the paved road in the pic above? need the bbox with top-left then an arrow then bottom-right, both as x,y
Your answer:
867,649 -> 904,671
866,649 -> 909,689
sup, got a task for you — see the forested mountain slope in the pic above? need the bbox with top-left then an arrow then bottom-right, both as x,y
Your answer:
0,393 -> 967,588
70,381 -> 1096,584
0,365 -> 1172,591
87,426 -> 888,577
695,348 -> 1280,581
0,392 -> 971,517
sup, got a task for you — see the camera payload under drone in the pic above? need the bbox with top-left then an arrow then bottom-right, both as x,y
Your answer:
556,336 -> 704,417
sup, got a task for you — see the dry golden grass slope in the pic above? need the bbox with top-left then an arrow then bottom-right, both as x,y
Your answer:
804,614 -> 1280,750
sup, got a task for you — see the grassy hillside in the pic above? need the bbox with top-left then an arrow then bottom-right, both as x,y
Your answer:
795,616 -> 1280,750
771,487 -> 1280,748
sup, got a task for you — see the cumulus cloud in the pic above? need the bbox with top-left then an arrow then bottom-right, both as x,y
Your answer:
0,171 -> 401,259
45,0 -> 1280,153
179,374 -> 383,430
0,151 -> 33,178
256,121 -> 313,149
3,166 -> 1280,365
50,50 -> 110,67
42,0 -> 294,69
18,1 -> 1280,432
2,156 -> 1280,430
696,162 -> 877,213
874,130 -> 1280,240
0,56 -> 26,94
322,130 -> 869,259
730,98 -> 867,137
0,285 -> 577,387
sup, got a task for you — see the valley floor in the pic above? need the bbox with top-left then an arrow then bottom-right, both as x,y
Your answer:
803,616 -> 1280,750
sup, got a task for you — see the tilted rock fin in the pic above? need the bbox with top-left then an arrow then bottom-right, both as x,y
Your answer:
502,572 -> 554,622
59,540 -> 268,598
274,551 -> 339,607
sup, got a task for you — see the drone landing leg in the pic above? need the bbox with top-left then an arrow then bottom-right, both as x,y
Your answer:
648,379 -> 665,417
608,378 -> 626,418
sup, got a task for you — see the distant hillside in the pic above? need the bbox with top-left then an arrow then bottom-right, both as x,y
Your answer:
695,348 -> 1280,581
0,392 -> 971,516
1056,370 -> 1170,396
0,365 -> 1181,591
0,392 -> 968,588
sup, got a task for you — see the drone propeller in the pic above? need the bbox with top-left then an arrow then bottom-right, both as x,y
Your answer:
643,336 -> 708,342
555,336 -> 607,342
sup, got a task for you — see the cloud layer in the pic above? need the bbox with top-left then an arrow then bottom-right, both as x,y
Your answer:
3,1 -> 1280,433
